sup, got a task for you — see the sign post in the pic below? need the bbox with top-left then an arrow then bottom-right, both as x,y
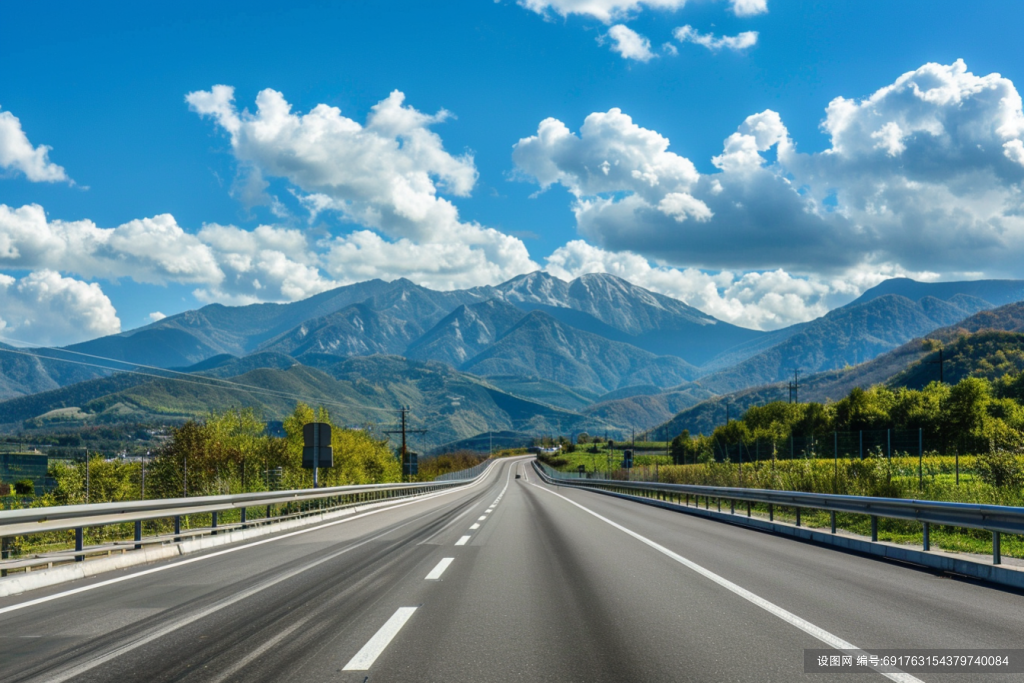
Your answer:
302,423 -> 334,487
403,453 -> 419,478
384,407 -> 427,482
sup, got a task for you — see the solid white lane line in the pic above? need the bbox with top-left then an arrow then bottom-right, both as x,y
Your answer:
455,536 -> 471,546
0,460 -> 512,618
531,482 -> 923,683
342,607 -> 418,671
470,523 -> 480,530
34,519 -> 426,683
425,557 -> 454,580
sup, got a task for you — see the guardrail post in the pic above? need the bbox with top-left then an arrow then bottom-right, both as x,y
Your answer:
922,522 -> 930,551
134,520 -> 142,550
717,498 -> 721,512
174,515 -> 181,542
870,516 -> 878,542
241,507 -> 247,529
685,494 -> 689,507
730,500 -> 734,514
75,527 -> 84,562
704,496 -> 709,510
211,511 -> 218,536
795,508 -> 801,527
1,536 -> 9,576
266,504 -> 272,521
830,511 -> 836,534
746,502 -> 751,518
994,532 -> 1002,565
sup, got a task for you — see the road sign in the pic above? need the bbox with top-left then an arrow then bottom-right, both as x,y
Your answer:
623,448 -> 633,469
403,453 -> 418,477
302,423 -> 334,469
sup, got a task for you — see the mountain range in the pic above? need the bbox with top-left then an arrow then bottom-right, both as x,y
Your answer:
654,300 -> 1024,438
2,272 -> 1024,452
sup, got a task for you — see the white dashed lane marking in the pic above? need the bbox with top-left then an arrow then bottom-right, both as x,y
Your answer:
342,607 -> 418,671
425,558 -> 454,581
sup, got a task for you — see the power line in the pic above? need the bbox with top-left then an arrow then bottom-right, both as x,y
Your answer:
0,344 -> 399,416
788,368 -> 801,404
0,334 -> 398,411
383,406 -> 428,481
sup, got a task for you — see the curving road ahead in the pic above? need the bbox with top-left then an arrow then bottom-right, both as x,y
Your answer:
0,457 -> 1022,682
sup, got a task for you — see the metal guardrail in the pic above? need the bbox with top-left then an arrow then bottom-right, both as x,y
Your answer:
0,460 -> 496,574
534,462 -> 1024,565
434,458 -> 492,482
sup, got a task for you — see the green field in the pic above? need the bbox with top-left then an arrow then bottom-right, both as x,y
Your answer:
546,453 -> 1024,559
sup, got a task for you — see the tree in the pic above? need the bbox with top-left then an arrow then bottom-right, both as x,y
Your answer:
670,430 -> 690,465
13,479 -> 34,496
282,402 -> 400,487
942,377 -> 991,453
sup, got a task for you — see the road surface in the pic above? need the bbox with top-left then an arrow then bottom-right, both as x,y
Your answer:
1,457 -> 1021,682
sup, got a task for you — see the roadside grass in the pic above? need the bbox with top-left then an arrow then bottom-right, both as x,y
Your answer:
548,454 -> 1024,560
5,451 -> 507,566
556,449 -> 672,474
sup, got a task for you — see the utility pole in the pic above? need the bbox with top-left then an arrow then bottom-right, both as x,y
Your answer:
789,369 -> 801,404
384,407 -> 427,481
927,347 -> 945,384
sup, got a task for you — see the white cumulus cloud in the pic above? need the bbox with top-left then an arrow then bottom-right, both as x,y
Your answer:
0,271 -> 120,346
517,0 -> 688,23
0,105 -> 70,183
544,240 -> 833,329
516,0 -> 763,22
543,240 -> 933,330
513,59 -> 1024,280
0,204 -> 339,305
187,85 -> 538,290
729,0 -> 767,17
187,86 -> 476,243
513,108 -> 705,208
323,228 -> 538,292
605,25 -> 656,62
673,25 -> 758,52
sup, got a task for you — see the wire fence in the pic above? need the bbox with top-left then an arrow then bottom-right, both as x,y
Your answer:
708,429 -> 935,466
566,428 -> 1001,489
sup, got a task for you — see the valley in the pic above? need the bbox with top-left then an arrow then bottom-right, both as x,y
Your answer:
3,273 -> 1024,454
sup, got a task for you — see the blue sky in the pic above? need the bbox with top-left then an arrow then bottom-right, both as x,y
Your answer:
3,0 -> 1024,345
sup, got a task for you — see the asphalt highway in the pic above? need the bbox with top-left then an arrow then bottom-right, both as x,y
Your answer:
1,456 -> 1022,682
